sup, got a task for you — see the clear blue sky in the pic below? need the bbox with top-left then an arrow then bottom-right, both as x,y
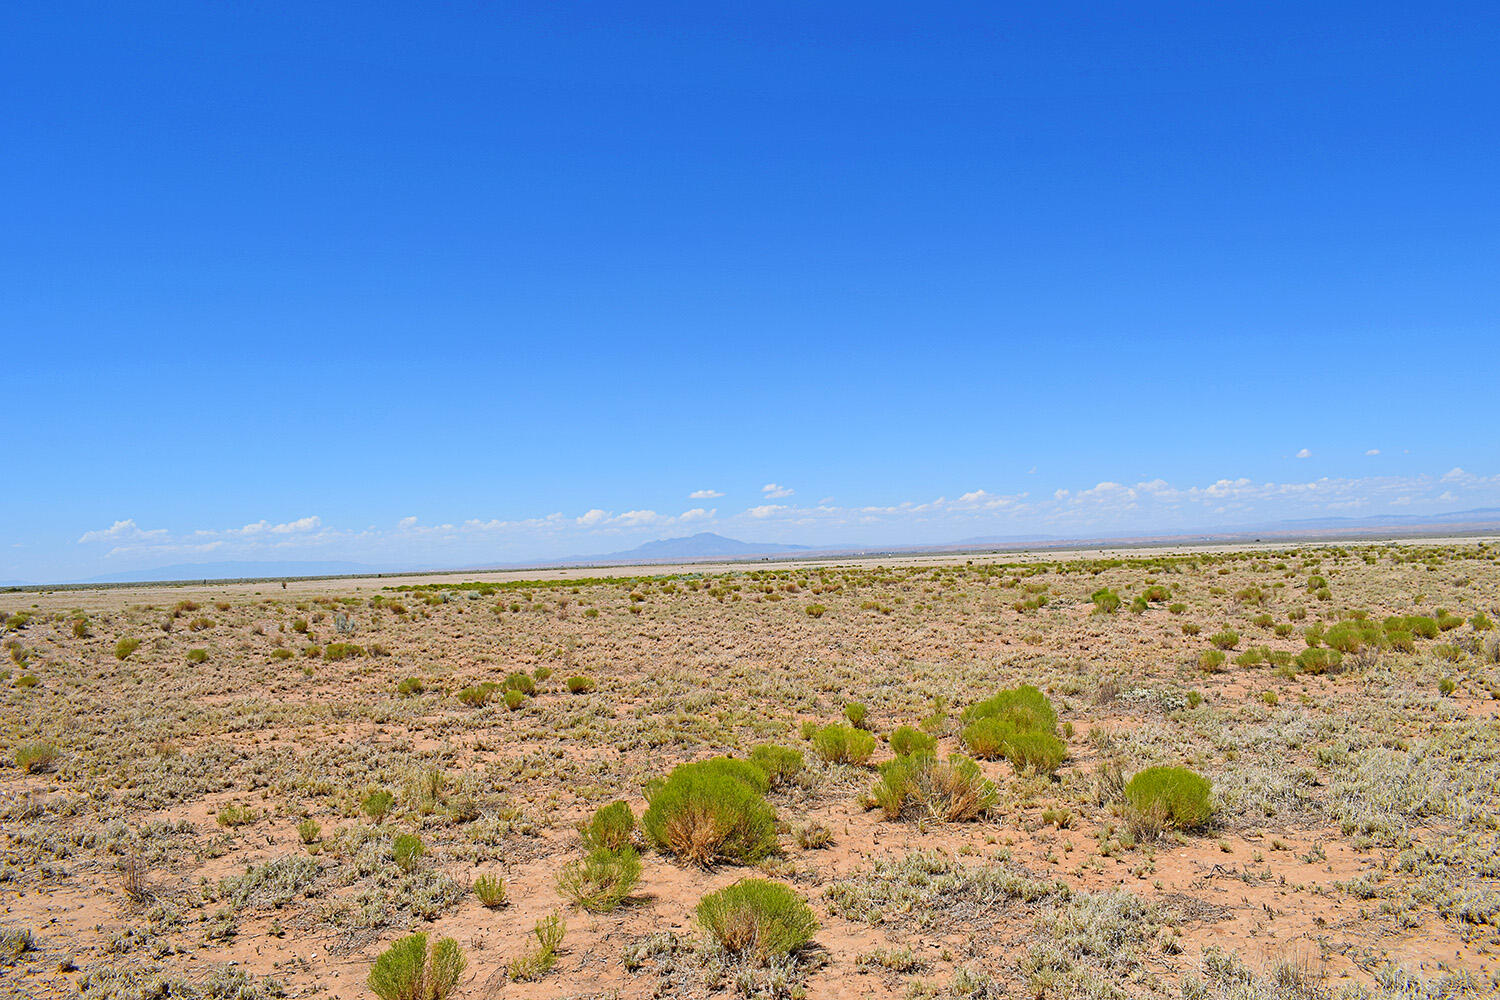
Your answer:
3,3 -> 1498,582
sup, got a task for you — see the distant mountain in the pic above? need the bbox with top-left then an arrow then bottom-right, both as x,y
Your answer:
81,560 -> 380,584
589,532 -> 808,562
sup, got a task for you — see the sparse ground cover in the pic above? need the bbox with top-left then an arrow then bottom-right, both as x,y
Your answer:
2,540 -> 1499,999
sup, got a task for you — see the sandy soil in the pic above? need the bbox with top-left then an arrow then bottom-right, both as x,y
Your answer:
2,539 -> 1497,999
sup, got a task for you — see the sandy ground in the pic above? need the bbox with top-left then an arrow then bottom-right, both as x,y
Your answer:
2,538 -> 1497,999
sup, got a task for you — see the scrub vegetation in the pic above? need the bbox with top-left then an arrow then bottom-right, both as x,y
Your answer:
2,539 -> 1498,998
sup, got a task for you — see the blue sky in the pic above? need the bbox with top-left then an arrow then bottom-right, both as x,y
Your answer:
3,3 -> 1498,582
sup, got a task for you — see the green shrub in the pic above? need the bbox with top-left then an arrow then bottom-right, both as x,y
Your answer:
843,702 -> 868,728
642,757 -> 777,866
960,685 -> 1064,774
1208,630 -> 1239,650
15,742 -> 58,774
508,914 -> 564,981
396,677 -> 425,697
296,818 -> 321,845
362,789 -> 395,822
1198,649 -> 1225,673
456,682 -> 498,706
963,684 -> 1056,729
217,803 -> 258,827
1168,602 -> 1187,615
798,719 -> 817,741
557,845 -> 641,912
1125,766 -> 1213,833
869,752 -> 996,822
503,689 -> 524,711
186,648 -> 209,664
271,647 -> 294,660
580,800 -> 636,851
748,744 -> 804,787
502,671 -> 536,695
1181,622 -> 1201,636
1295,648 -> 1342,675
810,723 -> 876,765
565,675 -> 595,694
367,931 -> 466,1000
323,642 -> 365,662
696,879 -> 818,963
1090,588 -> 1121,613
473,874 -> 507,908
392,833 -> 425,871
114,637 -> 141,661
805,603 -> 827,618
888,725 -> 936,757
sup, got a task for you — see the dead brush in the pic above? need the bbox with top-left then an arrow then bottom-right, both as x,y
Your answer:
119,853 -> 155,907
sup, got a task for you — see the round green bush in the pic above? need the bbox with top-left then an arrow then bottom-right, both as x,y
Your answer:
1125,766 -> 1213,831
641,757 -> 777,866
696,879 -> 818,962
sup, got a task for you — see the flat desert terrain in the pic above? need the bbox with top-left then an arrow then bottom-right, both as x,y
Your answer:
3,541 -> 1498,999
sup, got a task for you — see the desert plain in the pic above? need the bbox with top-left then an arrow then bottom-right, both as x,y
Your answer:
2,540 -> 1498,999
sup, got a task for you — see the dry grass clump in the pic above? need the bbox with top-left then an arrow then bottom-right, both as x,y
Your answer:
868,751 -> 996,821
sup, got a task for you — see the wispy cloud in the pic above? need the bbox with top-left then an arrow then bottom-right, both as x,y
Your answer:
689,489 -> 724,499
72,467 -> 1500,570
761,483 -> 794,498
1296,448 -> 1311,459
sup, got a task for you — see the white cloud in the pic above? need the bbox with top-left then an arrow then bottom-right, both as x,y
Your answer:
78,519 -> 168,544
576,509 -> 609,527
761,483 -> 794,498
613,509 -> 662,528
1365,449 -> 1380,456
1296,448 -> 1311,459
747,504 -> 786,518
689,489 -> 724,499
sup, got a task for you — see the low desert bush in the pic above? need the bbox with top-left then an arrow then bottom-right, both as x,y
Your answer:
557,845 -> 641,912
960,685 -> 1064,774
1090,588 -> 1121,613
323,642 -> 365,662
1125,766 -> 1213,835
1208,629 -> 1239,650
565,675 -> 595,693
396,677 -> 425,697
1198,649 -> 1225,673
508,914 -> 565,981
502,671 -> 536,696
844,702 -> 868,728
114,637 -> 140,660
641,757 -> 778,866
1295,648 -> 1342,675
580,800 -> 636,850
869,752 -> 996,822
392,833 -> 425,871
696,879 -> 818,963
748,744 -> 805,787
473,874 -> 507,908
888,725 -> 936,756
15,742 -> 58,774
367,931 -> 466,1000
186,648 -> 208,664
296,818 -> 321,844
810,723 -> 876,765
362,789 -> 395,822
